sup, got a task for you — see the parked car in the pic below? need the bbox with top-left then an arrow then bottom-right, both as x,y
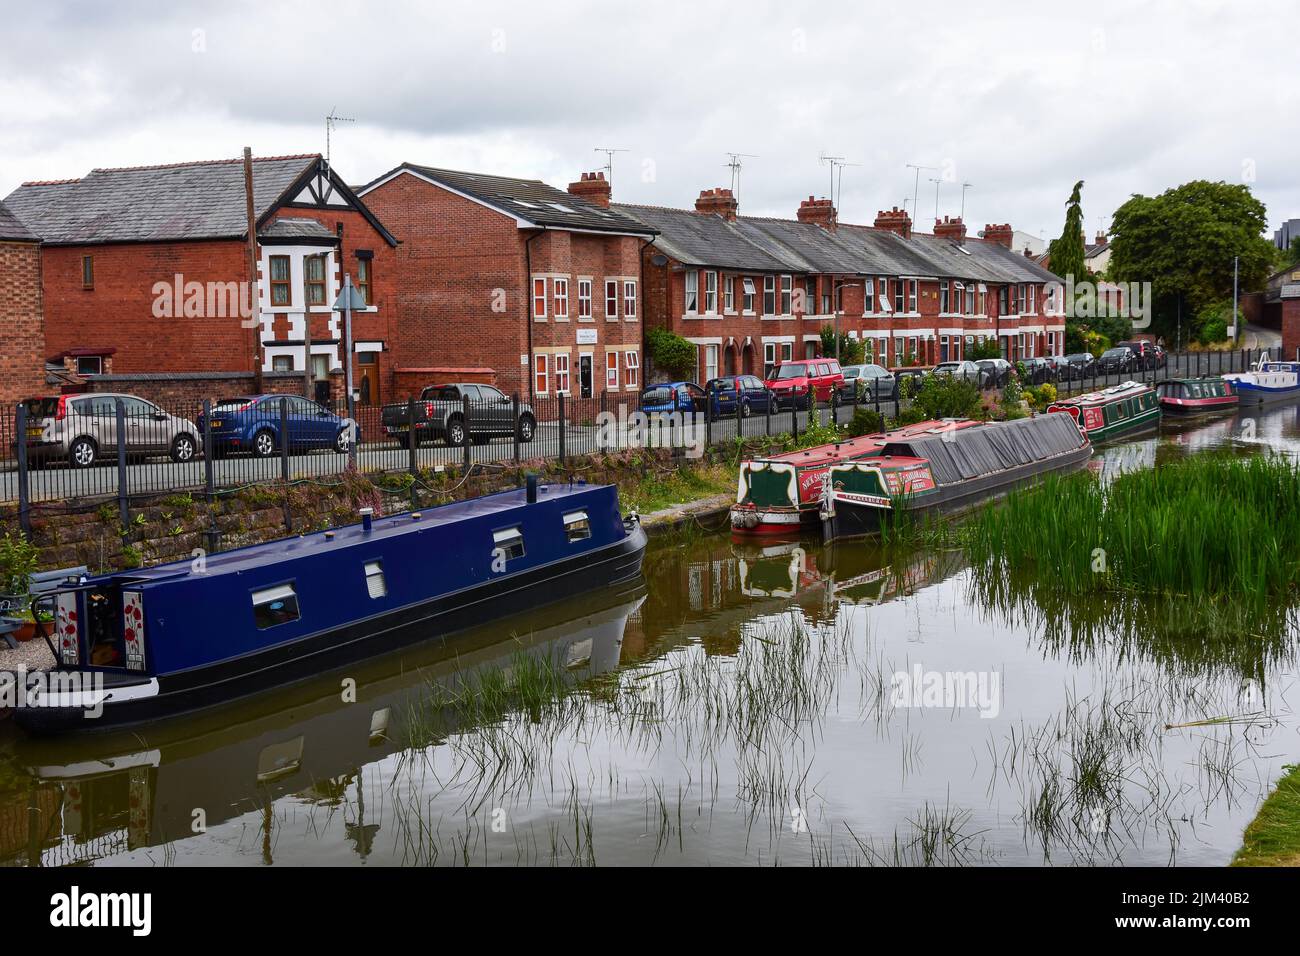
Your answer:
201,395 -> 357,457
1063,352 -> 1096,379
1046,355 -> 1073,379
931,360 -> 987,388
21,393 -> 202,469
639,381 -> 707,416
380,383 -> 535,447
976,358 -> 1014,388
1117,340 -> 1158,370
1148,343 -> 1168,369
704,375 -> 775,417
765,358 -> 845,410
1019,357 -> 1057,385
841,363 -> 897,400
1097,347 -> 1138,374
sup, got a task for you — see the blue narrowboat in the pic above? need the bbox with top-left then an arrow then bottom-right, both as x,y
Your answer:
9,479 -> 645,734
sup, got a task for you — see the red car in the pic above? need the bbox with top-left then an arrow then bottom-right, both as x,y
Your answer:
765,358 -> 845,410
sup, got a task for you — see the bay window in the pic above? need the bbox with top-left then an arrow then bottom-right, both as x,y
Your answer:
685,271 -> 698,314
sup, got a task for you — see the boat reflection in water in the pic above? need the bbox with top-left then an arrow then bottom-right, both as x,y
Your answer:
2,582 -> 645,866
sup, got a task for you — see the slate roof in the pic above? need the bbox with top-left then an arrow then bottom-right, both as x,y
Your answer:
360,163 -> 655,236
3,155 -> 319,245
0,200 -> 36,242
614,202 -> 1060,285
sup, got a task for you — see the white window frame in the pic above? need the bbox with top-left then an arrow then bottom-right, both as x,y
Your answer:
780,275 -> 793,315
554,352 -> 571,394
743,277 -> 756,314
763,276 -> 776,315
534,353 -> 549,396
907,279 -> 918,314
704,270 -> 718,314
685,270 -> 699,314
532,276 -> 547,320
724,275 -> 735,313
624,349 -> 640,388
704,344 -> 719,382
577,278 -> 593,320
605,350 -> 619,389
939,280 -> 950,314
605,279 -> 619,320
863,278 -> 875,315
623,279 -> 637,320
553,278 -> 569,321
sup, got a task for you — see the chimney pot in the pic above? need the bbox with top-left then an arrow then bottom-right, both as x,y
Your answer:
567,170 -> 612,207
695,186 -> 739,221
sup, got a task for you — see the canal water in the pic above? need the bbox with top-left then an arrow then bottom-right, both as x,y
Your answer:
3,405 -> 1300,866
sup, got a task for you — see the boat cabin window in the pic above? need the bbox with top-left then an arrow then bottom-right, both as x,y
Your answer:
563,510 -> 592,542
493,527 -> 525,563
364,560 -> 387,599
252,584 -> 301,630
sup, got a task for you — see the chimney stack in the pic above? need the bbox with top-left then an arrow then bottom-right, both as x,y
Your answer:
934,215 -> 967,243
797,195 -> 837,230
1095,230 -> 1107,245
982,223 -> 1014,249
694,187 -> 739,222
874,206 -> 912,239
567,171 -> 611,208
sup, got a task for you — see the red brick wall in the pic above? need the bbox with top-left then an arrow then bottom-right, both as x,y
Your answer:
0,240 -> 45,405
363,172 -> 646,401
1282,299 -> 1300,362
41,239 -> 253,374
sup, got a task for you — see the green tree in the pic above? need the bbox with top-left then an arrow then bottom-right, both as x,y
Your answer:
1108,180 -> 1275,340
646,326 -> 698,380
967,338 -> 1002,360
819,324 -> 864,365
1048,180 -> 1089,286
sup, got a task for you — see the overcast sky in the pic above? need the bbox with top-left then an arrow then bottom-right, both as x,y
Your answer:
2,0 -> 1295,242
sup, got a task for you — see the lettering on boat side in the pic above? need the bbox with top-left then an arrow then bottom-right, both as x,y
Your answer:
49,886 -> 151,936
889,665 -> 1002,718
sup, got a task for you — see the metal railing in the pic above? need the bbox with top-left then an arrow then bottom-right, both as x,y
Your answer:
0,347 -> 1277,529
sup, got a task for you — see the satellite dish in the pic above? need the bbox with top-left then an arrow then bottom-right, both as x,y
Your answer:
650,254 -> 669,267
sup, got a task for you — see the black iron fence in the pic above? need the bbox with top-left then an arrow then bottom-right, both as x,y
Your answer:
0,347 -> 1279,528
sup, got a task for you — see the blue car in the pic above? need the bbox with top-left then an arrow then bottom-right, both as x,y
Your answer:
704,375 -> 776,417
198,395 -> 356,457
639,381 -> 707,416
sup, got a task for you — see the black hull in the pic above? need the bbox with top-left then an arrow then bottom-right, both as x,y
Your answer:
15,522 -> 647,734
821,445 -> 1092,540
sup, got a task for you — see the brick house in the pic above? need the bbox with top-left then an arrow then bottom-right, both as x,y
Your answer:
357,165 -> 655,403
616,190 -> 1064,382
3,154 -> 398,407
0,201 -> 46,407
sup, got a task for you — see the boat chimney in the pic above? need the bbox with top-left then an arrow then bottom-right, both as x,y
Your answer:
526,473 -> 538,504
360,507 -> 374,532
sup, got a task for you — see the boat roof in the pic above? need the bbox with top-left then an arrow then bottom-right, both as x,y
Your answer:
107,482 -> 608,584
1050,380 -> 1152,407
1161,377 -> 1229,385
746,419 -> 984,467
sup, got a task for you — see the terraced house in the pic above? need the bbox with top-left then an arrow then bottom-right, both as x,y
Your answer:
2,154 -> 398,406
617,189 -> 1063,382
358,165 -> 654,403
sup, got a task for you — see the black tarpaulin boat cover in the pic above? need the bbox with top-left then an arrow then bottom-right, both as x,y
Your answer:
879,415 -> 1086,486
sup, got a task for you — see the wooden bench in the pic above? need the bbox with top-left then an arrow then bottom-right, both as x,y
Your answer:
0,566 -> 89,650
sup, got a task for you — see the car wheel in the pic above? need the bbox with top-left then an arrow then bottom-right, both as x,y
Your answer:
740,400 -> 752,419
445,418 -> 466,446
253,429 -> 277,458
68,437 -> 97,469
334,430 -> 351,454
517,414 -> 536,443
169,433 -> 197,463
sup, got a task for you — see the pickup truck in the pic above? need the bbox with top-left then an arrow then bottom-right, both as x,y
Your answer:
381,383 -> 537,447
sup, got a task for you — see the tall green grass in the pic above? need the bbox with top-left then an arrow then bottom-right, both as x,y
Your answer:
964,454 -> 1300,607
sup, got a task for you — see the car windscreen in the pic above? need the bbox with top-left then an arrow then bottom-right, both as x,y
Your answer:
774,365 -> 806,380
705,379 -> 735,391
212,397 -> 255,412
421,386 -> 461,401
641,387 -> 672,404
22,397 -> 60,417
1102,349 -> 1126,358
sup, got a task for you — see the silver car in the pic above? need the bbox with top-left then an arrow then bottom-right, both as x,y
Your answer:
932,360 -> 988,387
841,363 -> 897,400
21,393 -> 202,468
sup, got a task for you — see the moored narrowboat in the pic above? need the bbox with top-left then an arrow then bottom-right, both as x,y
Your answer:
729,420 -> 985,537
819,414 -> 1091,540
6,479 -> 646,734
1221,354 -> 1300,406
1045,380 -> 1160,443
1155,377 -> 1239,415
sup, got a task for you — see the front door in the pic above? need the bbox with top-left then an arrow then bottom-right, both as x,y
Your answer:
579,354 -> 593,399
312,356 -> 331,407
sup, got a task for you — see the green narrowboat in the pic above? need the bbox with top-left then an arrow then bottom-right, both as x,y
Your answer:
1046,381 -> 1160,443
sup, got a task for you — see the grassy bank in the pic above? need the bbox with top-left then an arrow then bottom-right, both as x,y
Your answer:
1233,765 -> 1300,866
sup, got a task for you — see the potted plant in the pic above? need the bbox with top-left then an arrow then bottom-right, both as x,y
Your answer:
0,532 -> 40,643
